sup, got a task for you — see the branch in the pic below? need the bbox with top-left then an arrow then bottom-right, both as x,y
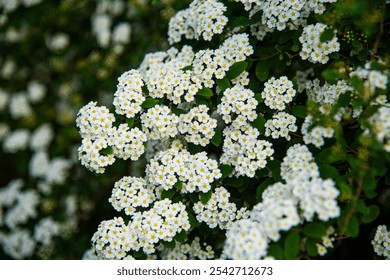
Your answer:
371,3 -> 386,59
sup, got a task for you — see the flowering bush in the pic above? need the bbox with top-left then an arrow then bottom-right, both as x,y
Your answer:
75,0 -> 390,260
0,0 -> 189,259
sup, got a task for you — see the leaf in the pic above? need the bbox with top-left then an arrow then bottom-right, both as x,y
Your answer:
101,146 -> 113,155
174,181 -> 182,190
230,16 -> 251,28
210,128 -> 222,147
175,230 -> 188,244
284,231 -> 300,259
318,164 -> 341,180
346,215 -> 360,237
361,205 -> 380,224
255,60 -> 269,82
161,239 -> 176,249
199,190 -> 213,204
320,27 -> 335,42
291,44 -> 299,52
141,97 -> 159,109
362,169 -> 376,191
267,244 -> 284,260
126,117 -> 134,128
196,87 -> 213,99
220,164 -> 234,179
216,78 -> 231,92
252,114 -> 266,133
291,105 -> 307,119
187,210 -> 197,230
303,222 -> 328,239
161,188 -> 176,200
305,239 -> 318,257
223,176 -> 244,188
267,160 -> 282,182
226,61 -> 248,80
256,178 -> 274,202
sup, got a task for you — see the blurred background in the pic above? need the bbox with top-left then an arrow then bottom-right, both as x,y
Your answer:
0,0 -> 189,259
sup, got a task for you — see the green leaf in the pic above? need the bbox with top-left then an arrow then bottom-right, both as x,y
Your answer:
223,177 -> 244,188
199,190 -> 213,204
141,97 -> 159,109
161,239 -> 176,249
318,164 -> 341,180
161,188 -> 176,200
101,146 -> 113,155
291,44 -> 299,52
303,222 -> 328,239
187,210 -> 197,230
256,178 -> 274,202
268,244 -> 284,260
254,93 -> 263,103
267,160 -> 282,182
252,114 -> 266,133
174,181 -> 183,190
355,199 -> 369,215
305,239 -> 318,257
216,78 -> 231,92
175,230 -> 188,244
126,117 -> 134,128
210,128 -> 222,147
182,65 -> 193,71
346,215 -> 360,237
197,87 -> 213,98
255,60 -> 269,82
291,105 -> 307,119
361,205 -> 380,224
285,231 -> 300,259
320,27 -> 335,42
231,16 -> 251,28
362,170 -> 376,191
220,164 -> 234,179
226,61 -> 248,80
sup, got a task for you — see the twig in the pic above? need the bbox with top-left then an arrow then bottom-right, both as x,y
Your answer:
371,3 -> 386,59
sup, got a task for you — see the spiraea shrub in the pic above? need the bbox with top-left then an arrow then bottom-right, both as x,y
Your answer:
74,0 -> 389,260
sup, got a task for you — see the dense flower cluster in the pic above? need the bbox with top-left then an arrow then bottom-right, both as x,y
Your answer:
91,199 -> 190,259
178,105 -> 217,146
366,106 -> 390,152
372,225 -> 390,259
350,62 -> 388,94
193,187 -> 249,230
302,115 -> 334,148
113,70 -> 145,118
168,0 -> 228,43
160,237 -> 214,260
221,118 -> 274,177
217,85 -> 258,123
261,76 -> 296,111
109,177 -> 156,216
264,112 -> 297,140
315,226 -> 337,256
146,141 -> 221,193
299,23 -> 340,64
140,105 -> 179,140
222,219 -> 268,259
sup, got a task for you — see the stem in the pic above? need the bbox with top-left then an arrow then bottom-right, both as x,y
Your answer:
336,175 -> 363,246
371,3 -> 385,59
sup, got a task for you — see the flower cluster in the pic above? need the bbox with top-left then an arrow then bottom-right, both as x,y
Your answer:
129,199 -> 191,254
140,105 -> 179,140
0,229 -> 36,259
222,219 -> 268,259
77,102 -> 147,173
265,112 -> 297,140
178,105 -> 217,146
261,76 -> 296,111
113,70 -> 145,118
299,23 -> 340,64
160,237 -> 215,260
109,176 -> 156,216
302,115 -> 334,148
146,141 -> 221,193
372,225 -> 390,259
350,62 -> 388,94
366,106 -> 390,152
221,118 -> 274,177
193,187 -> 249,230
281,144 -> 340,221
217,84 -> 258,123
168,0 -> 228,43
34,217 -> 61,246
315,226 -> 337,256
